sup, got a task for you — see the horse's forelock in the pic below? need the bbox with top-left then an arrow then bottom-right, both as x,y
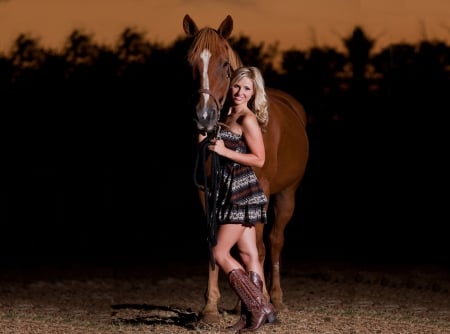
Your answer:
188,28 -> 236,65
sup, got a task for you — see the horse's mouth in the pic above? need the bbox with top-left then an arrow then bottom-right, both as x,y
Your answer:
194,118 -> 216,135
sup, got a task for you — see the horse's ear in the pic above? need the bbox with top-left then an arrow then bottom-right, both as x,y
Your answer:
183,14 -> 199,36
217,15 -> 233,39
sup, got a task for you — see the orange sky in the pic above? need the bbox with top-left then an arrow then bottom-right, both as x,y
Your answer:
1,0 -> 449,54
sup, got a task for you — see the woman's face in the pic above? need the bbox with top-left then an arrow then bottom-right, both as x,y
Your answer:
230,77 -> 254,106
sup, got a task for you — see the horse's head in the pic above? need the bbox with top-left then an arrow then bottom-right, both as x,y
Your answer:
183,14 -> 242,135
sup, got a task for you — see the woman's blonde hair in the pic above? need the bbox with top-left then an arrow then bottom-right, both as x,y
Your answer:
230,66 -> 269,132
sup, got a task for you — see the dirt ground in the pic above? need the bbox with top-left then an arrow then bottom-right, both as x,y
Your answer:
0,259 -> 449,334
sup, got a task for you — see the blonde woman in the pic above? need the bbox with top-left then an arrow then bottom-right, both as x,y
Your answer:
198,66 -> 276,332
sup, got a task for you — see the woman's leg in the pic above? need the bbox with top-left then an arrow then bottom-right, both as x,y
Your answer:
236,226 -> 264,280
213,224 -> 246,274
227,226 -> 275,331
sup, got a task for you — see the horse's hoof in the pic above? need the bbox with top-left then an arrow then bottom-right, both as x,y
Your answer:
272,301 -> 289,313
198,311 -> 221,324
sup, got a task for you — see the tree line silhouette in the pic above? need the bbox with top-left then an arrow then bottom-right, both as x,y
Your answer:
1,26 -> 449,107
2,26 -> 448,263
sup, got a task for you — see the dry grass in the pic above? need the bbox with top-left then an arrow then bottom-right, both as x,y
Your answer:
0,261 -> 449,333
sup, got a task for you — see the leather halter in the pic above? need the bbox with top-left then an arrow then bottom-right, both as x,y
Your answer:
197,88 -> 224,111
197,62 -> 232,111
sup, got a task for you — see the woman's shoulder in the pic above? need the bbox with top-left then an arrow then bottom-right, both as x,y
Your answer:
239,108 -> 258,123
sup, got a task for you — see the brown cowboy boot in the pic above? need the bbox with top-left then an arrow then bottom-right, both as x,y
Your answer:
248,271 -> 278,326
226,299 -> 248,331
226,273 -> 255,331
228,268 -> 277,332
227,271 -> 272,331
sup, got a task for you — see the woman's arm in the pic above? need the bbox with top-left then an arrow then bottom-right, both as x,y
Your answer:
209,113 -> 265,168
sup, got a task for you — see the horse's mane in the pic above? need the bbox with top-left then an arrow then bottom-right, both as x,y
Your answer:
228,49 -> 243,71
187,27 -> 243,70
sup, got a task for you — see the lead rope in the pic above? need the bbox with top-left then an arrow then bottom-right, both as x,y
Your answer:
193,126 -> 222,270
192,62 -> 231,270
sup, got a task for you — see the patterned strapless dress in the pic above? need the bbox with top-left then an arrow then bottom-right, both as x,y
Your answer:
215,128 -> 268,226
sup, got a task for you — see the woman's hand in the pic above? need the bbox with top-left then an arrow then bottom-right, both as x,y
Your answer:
208,138 -> 225,155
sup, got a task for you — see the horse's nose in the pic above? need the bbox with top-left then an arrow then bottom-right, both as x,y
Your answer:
193,118 -> 214,134
193,118 -> 204,131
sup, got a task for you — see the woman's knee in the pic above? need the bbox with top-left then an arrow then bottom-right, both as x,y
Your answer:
212,249 -> 228,266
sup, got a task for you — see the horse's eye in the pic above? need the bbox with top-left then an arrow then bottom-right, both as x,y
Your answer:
223,61 -> 231,78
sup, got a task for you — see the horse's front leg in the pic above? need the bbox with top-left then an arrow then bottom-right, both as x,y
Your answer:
197,187 -> 221,324
198,264 -> 221,324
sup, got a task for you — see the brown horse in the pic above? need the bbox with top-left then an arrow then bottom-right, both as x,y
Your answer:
183,14 -> 309,324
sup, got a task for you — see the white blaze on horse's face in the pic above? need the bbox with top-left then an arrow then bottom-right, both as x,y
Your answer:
200,49 -> 211,122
